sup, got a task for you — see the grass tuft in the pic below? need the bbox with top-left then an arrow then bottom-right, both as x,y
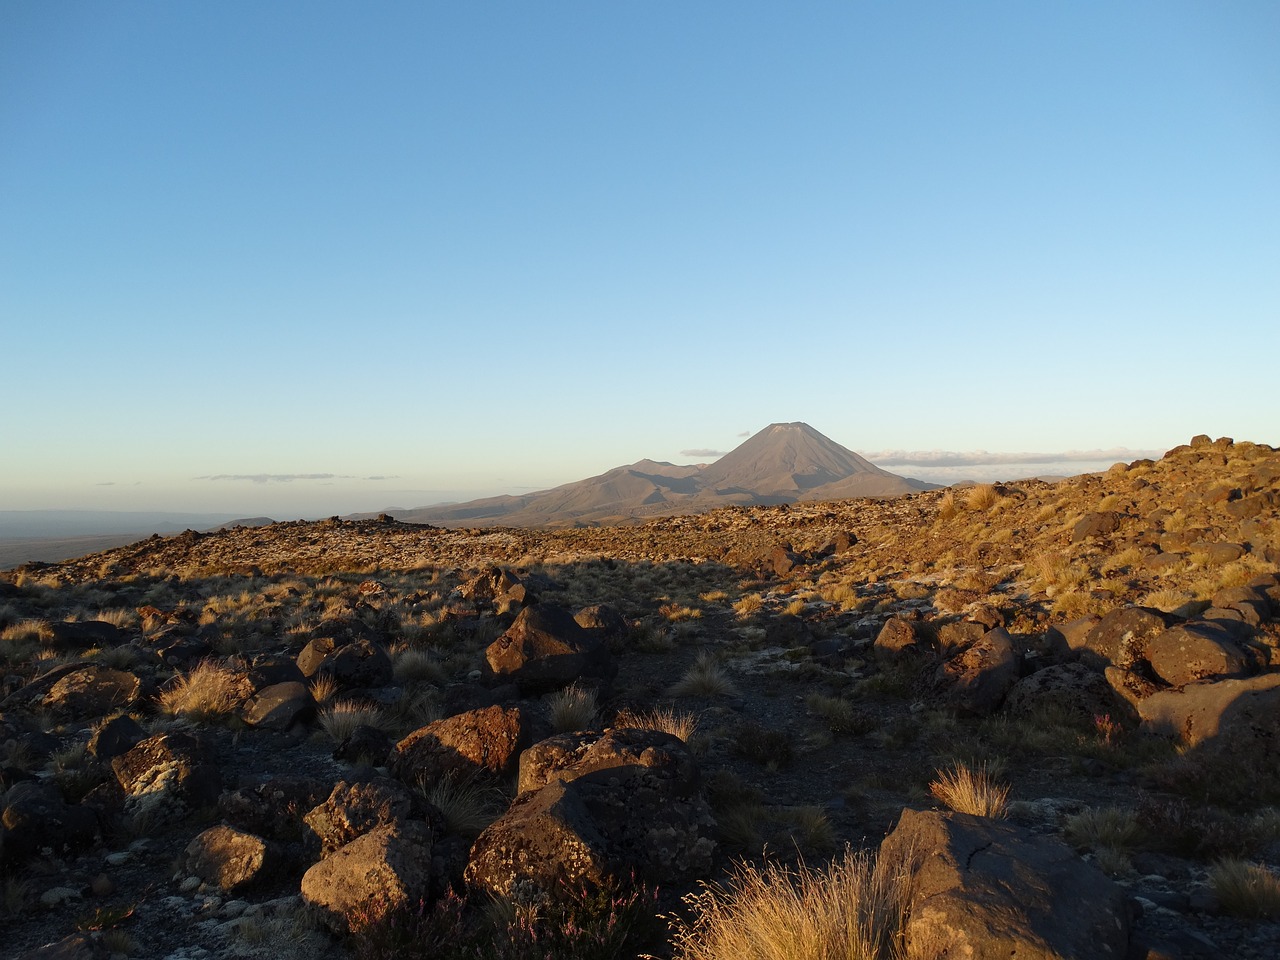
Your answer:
547,683 -> 599,733
668,845 -> 914,960
669,653 -> 740,698
928,762 -> 1009,819
1209,860 -> 1280,919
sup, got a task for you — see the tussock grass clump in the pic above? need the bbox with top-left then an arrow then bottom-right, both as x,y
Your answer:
547,683 -> 599,733
965,483 -> 999,511
669,653 -> 740,698
660,602 -> 703,622
317,700 -> 390,743
1063,807 -> 1144,852
392,647 -> 446,686
308,674 -> 341,705
928,762 -> 1009,819
158,660 -> 246,722
732,594 -> 763,618
614,705 -> 699,742
668,845 -> 913,960
1209,860 -> 1280,919
418,776 -> 505,839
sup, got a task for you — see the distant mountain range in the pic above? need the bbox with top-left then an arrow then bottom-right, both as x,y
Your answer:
372,422 -> 937,528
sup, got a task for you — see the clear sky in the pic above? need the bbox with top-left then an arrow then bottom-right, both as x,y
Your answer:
3,1 -> 1278,517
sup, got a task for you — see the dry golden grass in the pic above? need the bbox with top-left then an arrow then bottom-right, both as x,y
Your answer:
661,602 -> 704,622
614,705 -> 699,742
965,484 -> 999,511
158,660 -> 246,722
935,490 -> 959,521
732,594 -> 764,618
928,762 -> 1009,819
1208,860 -> 1280,919
668,845 -> 914,960
307,674 -> 341,705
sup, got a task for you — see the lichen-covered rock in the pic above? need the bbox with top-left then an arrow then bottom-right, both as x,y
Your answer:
183,824 -> 274,893
518,727 -> 698,797
111,732 -> 221,825
304,778 -> 438,853
296,636 -> 392,690
390,705 -> 529,787
880,808 -> 1129,960
484,604 -> 616,693
1079,607 -> 1173,671
300,821 -> 434,931
1144,622 -> 1251,687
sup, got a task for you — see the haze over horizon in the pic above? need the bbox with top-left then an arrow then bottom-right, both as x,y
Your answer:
4,2 -> 1277,519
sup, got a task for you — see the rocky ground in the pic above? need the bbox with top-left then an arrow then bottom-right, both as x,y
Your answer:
2,434 -> 1279,959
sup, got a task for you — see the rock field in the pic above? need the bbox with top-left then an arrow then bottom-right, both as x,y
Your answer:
2,434 -> 1279,959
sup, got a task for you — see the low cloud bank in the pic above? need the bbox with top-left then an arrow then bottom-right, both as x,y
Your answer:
196,473 -> 398,484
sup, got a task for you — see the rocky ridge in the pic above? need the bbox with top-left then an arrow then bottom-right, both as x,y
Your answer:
0,434 -> 1278,958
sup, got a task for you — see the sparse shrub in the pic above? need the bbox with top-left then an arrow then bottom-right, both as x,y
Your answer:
1208,860 -> 1280,919
669,653 -> 740,698
547,683 -> 599,733
614,705 -> 699,742
158,660 -> 246,723
928,762 -> 1009,819
667,845 -> 913,960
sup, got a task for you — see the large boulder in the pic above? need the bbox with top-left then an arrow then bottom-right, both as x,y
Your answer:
880,808 -> 1129,960
466,731 -> 715,899
1144,622 -> 1251,687
300,821 -> 435,931
874,617 -> 929,656
936,627 -> 1020,716
1078,607 -> 1172,672
389,705 -> 529,787
296,635 -> 392,690
218,777 -> 329,842
241,680 -> 313,729
484,605 -> 616,693
518,727 -> 698,797
40,666 -> 140,718
183,824 -> 275,893
45,621 -> 128,652
1,782 -> 98,861
304,778 -> 438,854
1003,663 -> 1123,724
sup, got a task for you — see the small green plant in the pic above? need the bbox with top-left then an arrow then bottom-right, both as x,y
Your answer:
1063,807 -> 1143,853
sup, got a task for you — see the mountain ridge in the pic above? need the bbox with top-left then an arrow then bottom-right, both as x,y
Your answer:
371,422 -> 935,528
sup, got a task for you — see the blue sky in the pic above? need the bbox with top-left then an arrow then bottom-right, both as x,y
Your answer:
2,1 -> 1277,517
